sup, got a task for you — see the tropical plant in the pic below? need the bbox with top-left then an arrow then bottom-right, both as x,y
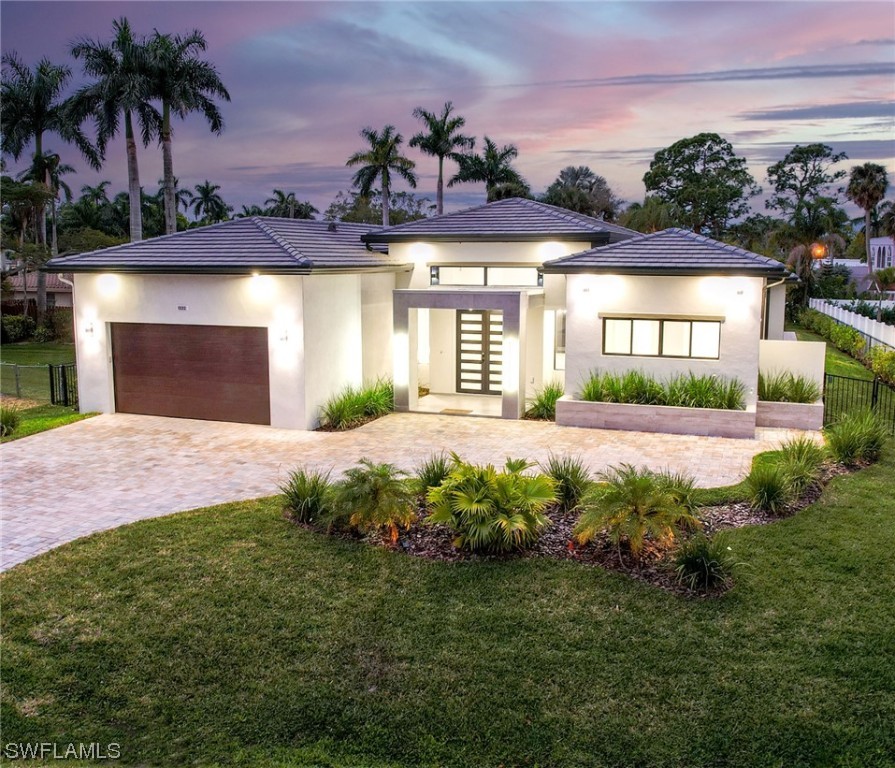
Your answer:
846,163 -> 889,265
758,371 -> 821,403
574,464 -> 700,558
188,180 -> 231,223
542,166 -> 623,221
745,463 -> 792,515
324,190 -> 433,225
414,452 -> 452,496
642,133 -> 760,237
70,17 -> 161,241
409,101 -> 474,215
319,380 -> 395,430
0,404 -> 22,437
539,454 -> 592,514
146,29 -> 230,234
426,455 -> 556,553
449,136 -> 525,200
332,459 -> 415,543
618,196 -> 685,234
672,533 -> 739,591
525,381 -> 564,420
578,370 -> 746,410
778,436 -> 826,495
346,125 -> 417,226
824,409 -> 888,465
280,466 -> 333,524
264,189 -> 317,219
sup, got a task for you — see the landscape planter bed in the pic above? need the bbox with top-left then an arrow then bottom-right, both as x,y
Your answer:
755,400 -> 824,430
555,395 -> 756,439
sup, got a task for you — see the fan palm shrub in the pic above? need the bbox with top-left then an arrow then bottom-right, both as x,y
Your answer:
280,466 -> 332,524
540,454 -> 592,514
673,533 -> 739,591
824,409 -> 889,465
332,459 -> 415,543
426,455 -> 556,553
574,464 -> 700,558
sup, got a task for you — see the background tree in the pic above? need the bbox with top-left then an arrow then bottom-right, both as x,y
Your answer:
765,143 -> 848,242
265,189 -> 318,219
324,190 -> 433,225
187,180 -> 231,223
147,29 -> 230,235
618,196 -> 685,234
409,101 -> 474,215
542,165 -> 622,220
845,162 -> 889,265
346,125 -> 417,226
449,136 -> 525,201
879,200 -> 895,240
19,151 -> 74,256
642,132 -> 759,237
71,17 -> 161,242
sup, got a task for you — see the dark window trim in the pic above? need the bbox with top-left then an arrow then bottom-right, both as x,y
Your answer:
602,317 -> 721,360
430,264 -> 541,287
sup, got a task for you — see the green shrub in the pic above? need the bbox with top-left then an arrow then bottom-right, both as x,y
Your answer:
1,314 -> 36,343
540,454 -> 592,514
414,451 -> 451,495
280,466 -> 333,524
578,370 -> 745,411
868,346 -> 895,385
525,381 -> 564,420
0,404 -> 22,437
332,459 -> 415,543
426,455 -> 556,553
758,371 -> 821,403
574,464 -> 700,557
32,324 -> 56,343
657,469 -> 698,513
778,436 -> 826,495
745,463 -> 792,515
824,409 -> 888,465
320,379 -> 395,430
673,533 -> 739,591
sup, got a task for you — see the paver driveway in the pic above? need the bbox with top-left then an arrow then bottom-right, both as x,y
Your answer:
1,413 -> 810,570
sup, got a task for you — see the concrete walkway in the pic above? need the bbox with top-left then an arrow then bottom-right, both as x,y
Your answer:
1,413 -> 809,571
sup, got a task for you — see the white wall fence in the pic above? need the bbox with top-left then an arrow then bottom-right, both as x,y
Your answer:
809,299 -> 895,348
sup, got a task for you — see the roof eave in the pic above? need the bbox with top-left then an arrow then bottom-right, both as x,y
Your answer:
42,263 -> 411,276
362,232 -> 611,245
540,264 -> 792,278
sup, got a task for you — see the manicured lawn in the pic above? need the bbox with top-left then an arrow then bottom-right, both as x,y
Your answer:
787,323 -> 873,380
2,452 -> 894,767
0,342 -> 76,401
0,403 -> 93,443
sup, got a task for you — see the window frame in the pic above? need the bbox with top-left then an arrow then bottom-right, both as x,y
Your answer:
600,316 -> 722,360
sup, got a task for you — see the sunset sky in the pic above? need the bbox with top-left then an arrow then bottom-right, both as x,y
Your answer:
2,0 -> 893,218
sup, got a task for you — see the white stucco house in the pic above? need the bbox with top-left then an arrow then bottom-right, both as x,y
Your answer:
46,197 -> 823,435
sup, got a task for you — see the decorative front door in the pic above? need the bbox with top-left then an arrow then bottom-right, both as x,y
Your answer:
456,310 -> 503,394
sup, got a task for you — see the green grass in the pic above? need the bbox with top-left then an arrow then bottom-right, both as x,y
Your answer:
0,342 -> 76,401
787,324 -> 873,380
2,449 -> 894,767
0,403 -> 93,443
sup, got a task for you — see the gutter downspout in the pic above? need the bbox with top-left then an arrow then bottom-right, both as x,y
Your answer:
763,277 -> 787,339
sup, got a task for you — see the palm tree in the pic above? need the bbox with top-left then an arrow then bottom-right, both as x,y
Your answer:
264,189 -> 317,219
19,152 -> 74,255
70,17 -> 161,241
448,136 -> 524,200
156,176 -> 192,215
188,180 -> 231,223
79,180 -> 111,206
544,165 -> 622,220
147,30 -> 230,235
846,162 -> 889,265
879,200 -> 895,240
346,125 -> 417,226
236,204 -> 267,218
409,101 -> 474,215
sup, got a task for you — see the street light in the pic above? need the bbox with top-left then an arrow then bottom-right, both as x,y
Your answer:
810,242 -> 827,261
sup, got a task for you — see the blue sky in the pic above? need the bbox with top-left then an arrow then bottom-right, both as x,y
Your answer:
2,1 -> 893,217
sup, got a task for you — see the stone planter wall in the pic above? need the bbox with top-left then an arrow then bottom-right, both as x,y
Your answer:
555,396 -> 756,439
755,400 -> 824,430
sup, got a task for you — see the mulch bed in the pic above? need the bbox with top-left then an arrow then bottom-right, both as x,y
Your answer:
289,460 -> 859,597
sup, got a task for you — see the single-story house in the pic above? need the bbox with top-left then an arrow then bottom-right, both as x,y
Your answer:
46,198 -> 824,435
5,271 -> 73,308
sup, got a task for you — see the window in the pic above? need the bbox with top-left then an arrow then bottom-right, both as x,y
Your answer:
602,317 -> 721,359
554,310 -> 566,370
430,266 -> 541,286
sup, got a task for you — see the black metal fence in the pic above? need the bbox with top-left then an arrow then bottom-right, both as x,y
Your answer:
49,363 -> 78,407
824,373 -> 895,433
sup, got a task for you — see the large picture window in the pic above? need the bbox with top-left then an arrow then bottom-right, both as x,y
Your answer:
602,317 -> 721,359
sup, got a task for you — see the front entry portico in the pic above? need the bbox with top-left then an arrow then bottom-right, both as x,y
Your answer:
392,287 -> 543,419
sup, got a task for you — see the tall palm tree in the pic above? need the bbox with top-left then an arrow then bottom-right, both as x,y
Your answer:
448,136 -> 524,200
188,180 -> 231,223
79,180 -> 111,206
556,165 -> 598,190
264,189 -> 317,219
237,204 -> 267,218
147,29 -> 230,235
409,101 -> 474,215
70,17 -> 161,241
156,177 -> 192,214
846,162 -> 889,265
19,152 -> 74,255
879,200 -> 895,241
346,125 -> 417,226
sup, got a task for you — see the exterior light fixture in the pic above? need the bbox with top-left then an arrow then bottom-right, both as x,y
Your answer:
84,322 -> 95,336
430,266 -> 440,285
537,270 -> 544,287
810,242 -> 827,260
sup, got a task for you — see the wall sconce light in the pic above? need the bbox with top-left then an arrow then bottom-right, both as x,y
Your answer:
430,266 -> 440,285
279,330 -> 289,343
84,322 -> 95,336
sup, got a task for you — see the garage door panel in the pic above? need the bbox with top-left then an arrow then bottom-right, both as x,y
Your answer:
111,323 -> 271,425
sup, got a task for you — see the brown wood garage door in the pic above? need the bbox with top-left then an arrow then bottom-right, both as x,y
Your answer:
111,323 -> 271,425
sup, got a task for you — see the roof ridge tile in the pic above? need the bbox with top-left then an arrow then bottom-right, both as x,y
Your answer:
252,217 -> 311,264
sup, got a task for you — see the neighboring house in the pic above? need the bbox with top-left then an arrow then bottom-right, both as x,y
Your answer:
6,271 -> 73,308
869,236 -> 894,272
46,198 -> 815,433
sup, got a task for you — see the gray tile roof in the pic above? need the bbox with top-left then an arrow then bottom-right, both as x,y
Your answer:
542,228 -> 794,278
45,218 -> 405,275
361,197 -> 638,244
